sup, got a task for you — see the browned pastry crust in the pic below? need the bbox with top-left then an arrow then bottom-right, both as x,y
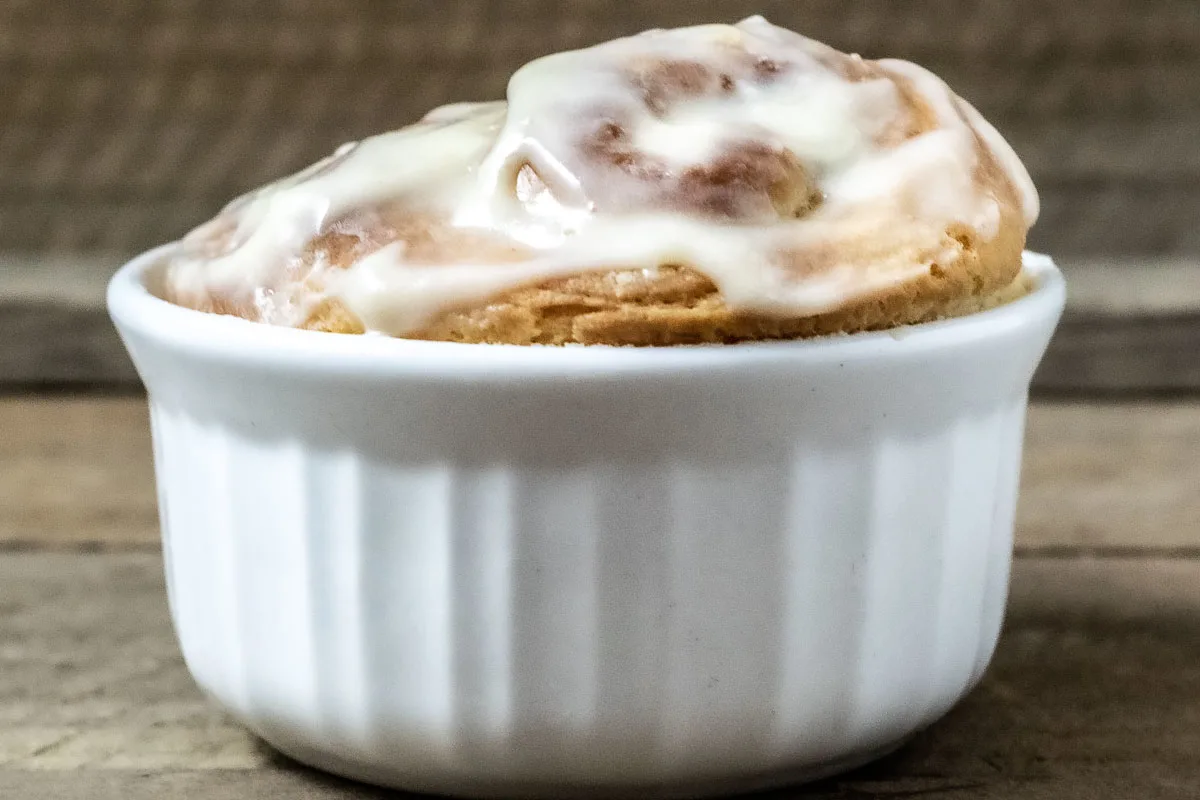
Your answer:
295,211 -> 1027,345
170,207 -> 1029,350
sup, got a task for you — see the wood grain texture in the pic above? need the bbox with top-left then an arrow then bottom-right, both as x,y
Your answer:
0,303 -> 140,386
0,0 -> 1197,255
1035,312 -> 1200,394
4,259 -> 1200,390
0,553 -> 1196,798
2,398 -> 1199,552
1021,403 -> 1200,551
0,398 -> 156,545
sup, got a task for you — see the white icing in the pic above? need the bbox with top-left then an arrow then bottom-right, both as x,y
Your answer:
876,58 -> 1037,228
952,94 -> 1040,226
164,17 -> 1038,335
172,103 -> 506,292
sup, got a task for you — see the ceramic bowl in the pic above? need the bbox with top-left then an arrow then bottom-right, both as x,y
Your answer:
109,249 -> 1064,797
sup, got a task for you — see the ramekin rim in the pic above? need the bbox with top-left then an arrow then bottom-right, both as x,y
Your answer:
108,245 -> 1065,376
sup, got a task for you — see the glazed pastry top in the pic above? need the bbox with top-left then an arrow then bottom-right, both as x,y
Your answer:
162,16 -> 1037,337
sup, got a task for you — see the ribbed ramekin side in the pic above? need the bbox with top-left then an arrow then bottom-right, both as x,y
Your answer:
153,394 -> 1030,790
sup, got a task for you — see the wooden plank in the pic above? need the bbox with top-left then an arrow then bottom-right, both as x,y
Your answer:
0,303 -> 140,386
1059,259 -> 1200,315
7,60 -> 1200,133
3,0 -> 1197,66
1020,403 -> 1200,551
1031,183 -> 1200,258
1033,261 -> 1200,391
0,554 -> 262,773
0,255 -> 117,306
2,398 -> 1199,552
0,398 -> 156,545
4,767 -> 1193,800
2,0 -> 1200,257
0,553 -> 1196,798
1008,119 -> 1200,182
1034,313 -> 1200,394
4,257 -> 1200,390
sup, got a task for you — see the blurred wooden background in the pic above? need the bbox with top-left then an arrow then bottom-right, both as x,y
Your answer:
1,0 -> 1198,389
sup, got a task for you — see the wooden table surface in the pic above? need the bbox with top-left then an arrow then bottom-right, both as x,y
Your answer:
3,397 -> 1199,799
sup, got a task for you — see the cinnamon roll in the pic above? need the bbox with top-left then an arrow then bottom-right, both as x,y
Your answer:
160,16 -> 1038,345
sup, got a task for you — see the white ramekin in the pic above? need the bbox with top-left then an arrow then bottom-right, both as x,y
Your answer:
109,249 -> 1064,797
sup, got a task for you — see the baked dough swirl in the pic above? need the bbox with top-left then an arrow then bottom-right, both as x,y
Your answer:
161,17 -> 1038,345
